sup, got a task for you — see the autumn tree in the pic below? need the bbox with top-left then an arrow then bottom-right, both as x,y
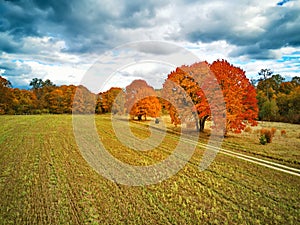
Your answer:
210,60 -> 258,133
46,88 -> 65,113
162,62 -> 213,131
72,85 -> 96,114
256,74 -> 283,121
96,87 -> 124,114
162,60 -> 258,133
58,85 -> 77,113
276,79 -> 300,123
12,88 -> 37,114
125,80 -> 161,120
0,76 -> 14,114
0,76 -> 12,88
29,78 -> 56,110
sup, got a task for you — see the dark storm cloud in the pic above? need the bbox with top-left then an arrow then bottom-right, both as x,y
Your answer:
0,33 -> 22,53
0,0 -> 299,60
0,0 -> 171,54
0,0 -> 47,37
0,0 -> 113,53
184,1 -> 300,59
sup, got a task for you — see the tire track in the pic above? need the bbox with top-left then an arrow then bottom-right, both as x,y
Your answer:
130,119 -> 300,177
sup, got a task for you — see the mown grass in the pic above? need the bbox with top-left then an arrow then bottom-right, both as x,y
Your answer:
0,114 -> 299,224
223,121 -> 300,167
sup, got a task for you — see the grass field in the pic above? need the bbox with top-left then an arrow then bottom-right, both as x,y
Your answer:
0,114 -> 299,224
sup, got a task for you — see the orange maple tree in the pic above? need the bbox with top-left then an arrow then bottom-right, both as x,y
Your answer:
162,60 -> 258,133
96,87 -> 124,114
0,76 -> 14,114
125,79 -> 161,120
162,62 -> 224,131
210,60 -> 258,133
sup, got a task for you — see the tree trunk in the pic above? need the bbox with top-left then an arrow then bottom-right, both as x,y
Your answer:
194,114 -> 199,131
199,115 -> 209,132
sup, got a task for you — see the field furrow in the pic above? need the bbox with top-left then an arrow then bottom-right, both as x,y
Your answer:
0,115 -> 299,224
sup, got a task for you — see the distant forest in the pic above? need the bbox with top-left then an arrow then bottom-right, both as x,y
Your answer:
0,60 -> 299,124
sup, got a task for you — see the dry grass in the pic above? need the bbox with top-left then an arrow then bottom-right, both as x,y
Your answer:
224,121 -> 300,167
0,115 -> 299,224
129,114 -> 300,167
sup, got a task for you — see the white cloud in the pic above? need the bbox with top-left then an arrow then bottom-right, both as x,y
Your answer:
0,0 -> 299,90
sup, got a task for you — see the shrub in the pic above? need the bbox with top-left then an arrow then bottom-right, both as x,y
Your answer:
259,135 -> 267,145
281,129 -> 286,136
271,127 -> 277,136
244,126 -> 252,133
260,128 -> 275,143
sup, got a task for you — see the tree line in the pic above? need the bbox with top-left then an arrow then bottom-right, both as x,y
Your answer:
1,59 -> 299,132
256,69 -> 300,123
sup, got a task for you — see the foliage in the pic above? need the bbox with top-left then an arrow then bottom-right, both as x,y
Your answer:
259,99 -> 279,121
72,85 -> 96,114
256,72 -> 300,123
162,60 -> 258,133
260,128 -> 276,143
0,76 -> 12,88
1,62 -> 299,126
0,76 -> 14,114
125,80 -> 161,120
259,134 -> 267,145
280,129 -> 286,136
211,60 -> 258,133
244,126 -> 252,133
96,87 -> 124,114
0,76 -> 96,115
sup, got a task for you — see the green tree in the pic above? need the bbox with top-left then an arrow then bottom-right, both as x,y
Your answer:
291,76 -> 300,86
258,69 -> 273,100
259,99 -> 279,121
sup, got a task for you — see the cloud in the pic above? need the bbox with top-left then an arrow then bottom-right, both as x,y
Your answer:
178,0 -> 300,59
0,0 -> 299,89
2,0 -> 299,57
0,33 -> 22,53
0,60 -> 31,76
0,59 -> 32,87
277,0 -> 291,6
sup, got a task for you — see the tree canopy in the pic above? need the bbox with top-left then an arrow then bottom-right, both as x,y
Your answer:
125,80 -> 161,120
162,60 -> 258,133
256,72 -> 300,123
0,61 -> 299,126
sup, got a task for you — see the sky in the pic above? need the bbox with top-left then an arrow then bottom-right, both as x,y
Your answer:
0,0 -> 299,92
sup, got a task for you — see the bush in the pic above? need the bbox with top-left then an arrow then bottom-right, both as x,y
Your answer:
260,128 -> 275,143
244,126 -> 252,133
281,129 -> 286,136
259,135 -> 267,145
271,127 -> 277,136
